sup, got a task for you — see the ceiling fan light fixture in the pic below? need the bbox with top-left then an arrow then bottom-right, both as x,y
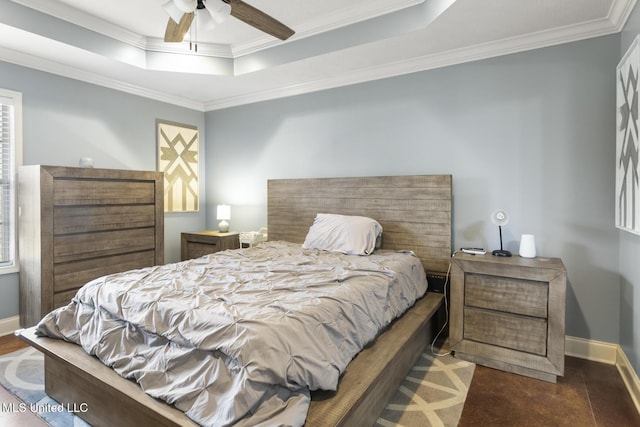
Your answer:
163,0 -> 294,44
162,0 -> 184,24
197,8 -> 216,31
206,0 -> 231,24
174,0 -> 198,13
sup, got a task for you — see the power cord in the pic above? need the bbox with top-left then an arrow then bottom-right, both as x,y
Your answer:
430,260 -> 453,357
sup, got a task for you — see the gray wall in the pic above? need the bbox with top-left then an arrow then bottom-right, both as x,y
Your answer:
206,35 -> 622,348
0,22 -> 634,374
0,61 -> 207,319
620,6 -> 640,376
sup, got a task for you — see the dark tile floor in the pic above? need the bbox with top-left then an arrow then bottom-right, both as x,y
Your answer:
458,356 -> 640,426
0,333 -> 639,426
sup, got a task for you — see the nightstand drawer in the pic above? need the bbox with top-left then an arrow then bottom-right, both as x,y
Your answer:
465,273 -> 548,318
181,231 -> 240,261
463,306 -> 547,355
185,242 -> 219,259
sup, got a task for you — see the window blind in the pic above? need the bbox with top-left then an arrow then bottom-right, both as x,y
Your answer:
0,96 -> 15,267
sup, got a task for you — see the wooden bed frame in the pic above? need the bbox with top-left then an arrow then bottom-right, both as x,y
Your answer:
19,174 -> 453,427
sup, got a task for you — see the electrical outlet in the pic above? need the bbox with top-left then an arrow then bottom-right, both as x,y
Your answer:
426,271 -> 448,294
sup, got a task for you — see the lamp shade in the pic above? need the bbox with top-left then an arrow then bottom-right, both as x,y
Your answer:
217,204 -> 231,220
174,0 -> 197,13
162,0 -> 184,23
206,0 -> 232,24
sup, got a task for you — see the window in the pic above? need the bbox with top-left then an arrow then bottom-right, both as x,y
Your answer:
0,89 -> 22,274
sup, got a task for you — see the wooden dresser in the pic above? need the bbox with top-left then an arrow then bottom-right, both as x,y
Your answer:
180,231 -> 240,261
450,253 -> 566,382
18,165 -> 164,327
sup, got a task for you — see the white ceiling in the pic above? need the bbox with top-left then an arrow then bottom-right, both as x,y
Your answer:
0,0 -> 636,111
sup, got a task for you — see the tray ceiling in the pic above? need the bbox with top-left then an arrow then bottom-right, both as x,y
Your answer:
0,0 -> 635,110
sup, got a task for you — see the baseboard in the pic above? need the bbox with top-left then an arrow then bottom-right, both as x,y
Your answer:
565,335 -> 618,364
617,346 -> 640,416
0,315 -> 20,337
566,335 -> 640,415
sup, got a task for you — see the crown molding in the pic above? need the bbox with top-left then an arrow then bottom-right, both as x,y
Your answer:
1,9 -> 627,113
5,0 -> 636,112
231,0 -> 425,57
204,11 -> 627,110
10,0 -> 147,48
0,45 -> 205,111
610,0 -> 638,30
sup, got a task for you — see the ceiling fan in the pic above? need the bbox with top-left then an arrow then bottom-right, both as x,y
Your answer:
163,0 -> 295,43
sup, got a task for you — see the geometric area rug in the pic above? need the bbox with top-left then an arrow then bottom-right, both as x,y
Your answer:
0,347 -> 89,427
0,347 -> 474,427
376,350 -> 475,427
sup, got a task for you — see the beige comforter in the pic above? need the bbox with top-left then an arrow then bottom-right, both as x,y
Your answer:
36,241 -> 428,426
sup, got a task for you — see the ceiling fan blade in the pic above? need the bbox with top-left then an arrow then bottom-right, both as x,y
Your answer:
227,0 -> 294,41
164,12 -> 195,42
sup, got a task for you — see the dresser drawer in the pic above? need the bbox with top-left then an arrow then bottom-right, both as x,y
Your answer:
465,273 -> 548,318
463,306 -> 547,355
54,250 -> 157,293
54,228 -> 156,263
54,205 -> 156,234
54,179 -> 156,206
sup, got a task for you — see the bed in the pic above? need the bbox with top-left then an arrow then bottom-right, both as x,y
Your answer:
18,174 -> 453,427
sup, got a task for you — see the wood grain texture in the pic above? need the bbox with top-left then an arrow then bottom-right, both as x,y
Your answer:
450,253 -> 566,382
180,231 -> 240,261
267,175 -> 452,274
465,273 -> 548,318
53,180 -> 156,206
463,306 -> 547,355
164,13 -> 193,43
53,251 -> 156,293
229,0 -> 295,40
306,293 -> 444,427
54,205 -> 156,234
18,165 -> 164,327
0,334 -> 29,355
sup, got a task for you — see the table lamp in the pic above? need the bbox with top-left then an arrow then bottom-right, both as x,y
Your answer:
217,204 -> 230,232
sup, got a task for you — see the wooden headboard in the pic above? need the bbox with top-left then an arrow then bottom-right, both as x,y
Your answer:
267,175 -> 452,273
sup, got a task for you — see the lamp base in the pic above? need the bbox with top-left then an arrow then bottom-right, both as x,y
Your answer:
492,249 -> 512,257
218,220 -> 229,233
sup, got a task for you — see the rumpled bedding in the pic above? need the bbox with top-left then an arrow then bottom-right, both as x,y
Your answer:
36,241 -> 428,427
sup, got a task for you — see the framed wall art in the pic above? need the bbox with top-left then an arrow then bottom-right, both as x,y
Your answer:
157,120 -> 199,212
616,35 -> 640,235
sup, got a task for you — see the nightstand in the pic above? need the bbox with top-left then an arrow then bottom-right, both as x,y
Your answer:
450,253 -> 566,383
180,231 -> 240,261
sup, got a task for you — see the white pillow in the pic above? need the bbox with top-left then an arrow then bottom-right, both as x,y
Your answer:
302,213 -> 383,255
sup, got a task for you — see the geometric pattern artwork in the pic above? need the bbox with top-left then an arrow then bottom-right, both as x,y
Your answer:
157,120 -> 199,212
616,36 -> 640,235
376,352 -> 475,427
